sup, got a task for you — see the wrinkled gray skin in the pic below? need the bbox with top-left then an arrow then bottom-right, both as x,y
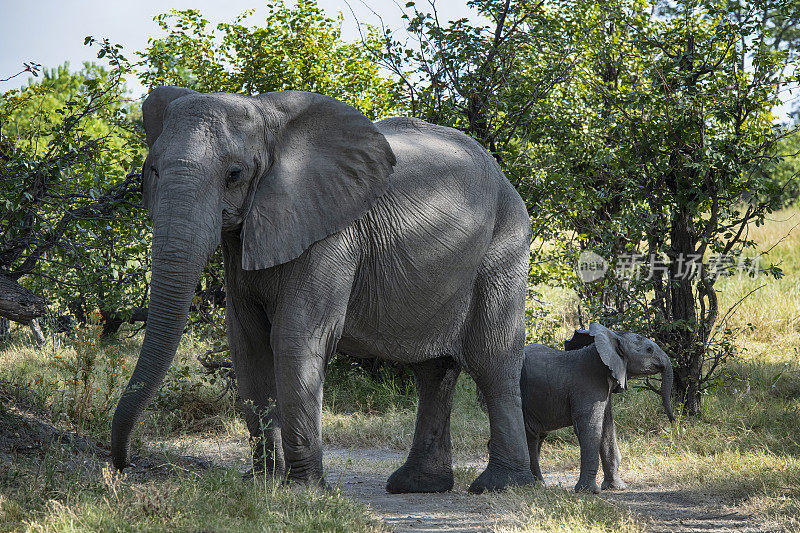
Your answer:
521,322 -> 675,494
111,86 -> 535,494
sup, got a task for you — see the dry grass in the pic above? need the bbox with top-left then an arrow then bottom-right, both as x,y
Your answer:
0,333 -> 381,532
1,454 -> 382,533
488,486 -> 647,533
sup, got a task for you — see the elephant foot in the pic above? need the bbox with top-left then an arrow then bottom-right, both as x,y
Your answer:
468,465 -> 536,494
386,463 -> 454,494
601,477 -> 627,491
529,467 -> 545,485
574,480 -> 601,494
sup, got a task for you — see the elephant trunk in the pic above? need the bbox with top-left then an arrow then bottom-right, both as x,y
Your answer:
659,352 -> 675,422
111,208 -> 217,469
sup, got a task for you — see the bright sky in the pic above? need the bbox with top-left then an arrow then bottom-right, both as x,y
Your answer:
0,0 -> 477,100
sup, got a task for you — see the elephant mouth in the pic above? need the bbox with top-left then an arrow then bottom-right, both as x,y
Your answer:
221,198 -> 247,230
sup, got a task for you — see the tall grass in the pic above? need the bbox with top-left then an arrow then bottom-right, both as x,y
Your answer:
1,455 -> 381,533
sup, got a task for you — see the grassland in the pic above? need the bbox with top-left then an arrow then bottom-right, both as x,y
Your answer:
1,206 -> 798,532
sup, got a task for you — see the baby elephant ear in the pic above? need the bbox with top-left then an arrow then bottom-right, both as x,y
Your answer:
242,91 -> 396,270
589,322 -> 627,390
140,86 -> 198,213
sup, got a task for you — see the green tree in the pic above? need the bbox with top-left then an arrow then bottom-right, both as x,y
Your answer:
767,130 -> 800,206
138,0 -> 400,120
0,41 -> 150,333
533,0 -> 796,414
382,0 -> 573,196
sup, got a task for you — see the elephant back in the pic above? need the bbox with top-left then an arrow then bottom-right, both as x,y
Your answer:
564,329 -> 594,351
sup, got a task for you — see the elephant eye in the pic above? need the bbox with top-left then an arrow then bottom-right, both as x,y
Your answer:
647,346 -> 653,353
150,165 -> 159,177
226,166 -> 243,186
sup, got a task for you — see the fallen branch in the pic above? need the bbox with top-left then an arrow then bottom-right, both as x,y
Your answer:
0,275 -> 48,322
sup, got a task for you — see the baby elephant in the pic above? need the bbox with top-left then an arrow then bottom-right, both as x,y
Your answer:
521,321 -> 674,493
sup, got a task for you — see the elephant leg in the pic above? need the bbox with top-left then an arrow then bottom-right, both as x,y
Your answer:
600,401 -> 626,490
462,222 -> 534,494
469,376 -> 534,493
270,256 -> 354,485
228,296 -> 284,478
526,431 -> 545,484
386,357 -> 460,493
573,405 -> 604,494
272,345 -> 329,484
463,264 -> 534,493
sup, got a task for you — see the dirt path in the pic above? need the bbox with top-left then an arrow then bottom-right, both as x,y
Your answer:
325,447 -> 498,532
165,436 -> 761,532
325,448 -> 759,533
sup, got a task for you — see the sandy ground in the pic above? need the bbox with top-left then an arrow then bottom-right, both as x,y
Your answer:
327,448 -> 760,533
162,435 -> 762,532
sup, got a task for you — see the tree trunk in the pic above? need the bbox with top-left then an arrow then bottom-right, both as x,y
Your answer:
29,318 -> 45,348
673,363 -> 701,415
100,306 -> 149,337
669,207 -> 702,415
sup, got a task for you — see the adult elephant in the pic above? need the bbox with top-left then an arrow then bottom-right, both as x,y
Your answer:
111,86 -> 534,494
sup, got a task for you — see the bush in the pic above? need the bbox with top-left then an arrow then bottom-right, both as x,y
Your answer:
324,354 -> 416,414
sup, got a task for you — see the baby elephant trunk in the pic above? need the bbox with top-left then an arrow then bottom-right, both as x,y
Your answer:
659,352 -> 675,422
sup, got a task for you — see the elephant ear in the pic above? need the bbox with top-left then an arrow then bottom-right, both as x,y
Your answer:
242,91 -> 396,270
589,321 -> 627,390
140,86 -> 198,213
